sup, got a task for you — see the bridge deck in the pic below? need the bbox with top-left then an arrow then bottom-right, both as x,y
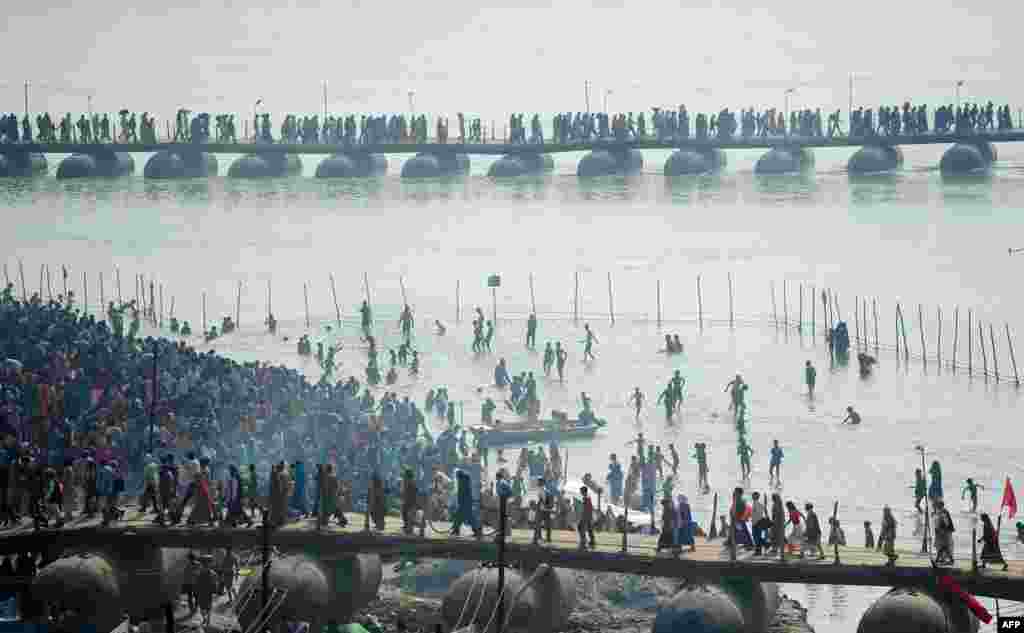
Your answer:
4,131 -> 1024,156
2,505 -> 1022,601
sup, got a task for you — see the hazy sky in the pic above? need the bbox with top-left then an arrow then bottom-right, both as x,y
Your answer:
0,0 -> 1010,125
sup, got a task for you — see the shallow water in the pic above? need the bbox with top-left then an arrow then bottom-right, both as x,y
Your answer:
5,144 -> 1024,632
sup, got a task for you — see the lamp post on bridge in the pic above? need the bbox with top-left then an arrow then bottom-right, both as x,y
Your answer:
784,88 -> 797,136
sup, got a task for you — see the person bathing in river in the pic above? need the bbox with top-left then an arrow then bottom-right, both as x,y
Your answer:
657,382 -> 675,419
769,440 -> 783,485
542,342 -> 554,376
628,387 -> 644,421
841,406 -> 861,425
724,374 -> 744,415
582,324 -> 598,361
962,478 -> 985,513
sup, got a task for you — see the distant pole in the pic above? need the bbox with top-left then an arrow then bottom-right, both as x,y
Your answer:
989,323 -> 999,382
1005,324 -> 1020,386
236,281 -> 242,329
83,271 -> 88,316
696,275 -> 703,330
99,271 -> 105,308
918,305 -> 926,368
979,320 -> 988,380
968,309 -> 973,376
607,272 -> 615,325
46,265 -> 52,300
529,273 -> 537,315
952,307 -> 959,372
329,274 -> 342,327
363,272 -> 372,309
728,273 -> 734,329
657,279 -> 662,328
116,267 -> 122,303
304,282 -> 311,329
574,272 -> 579,326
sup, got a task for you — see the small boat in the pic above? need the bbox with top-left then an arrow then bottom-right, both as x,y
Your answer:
471,413 -> 607,447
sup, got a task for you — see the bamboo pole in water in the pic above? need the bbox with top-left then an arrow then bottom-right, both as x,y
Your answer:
329,274 -> 342,327
18,260 -> 26,300
873,298 -> 879,353
782,280 -> 788,332
854,295 -> 860,348
63,266 -> 68,298
1005,324 -> 1019,386
979,320 -> 988,380
918,304 -> 927,368
989,323 -> 999,382
697,275 -> 703,330
607,272 -> 615,325
116,267 -> 122,304
952,307 -> 959,372
968,309 -> 973,377
574,272 -> 579,326
863,298 -> 869,352
771,281 -> 778,330
728,273 -> 734,329
900,305 -> 909,362
46,265 -> 52,300
304,283 -> 311,329
529,273 -> 537,316
657,279 -> 662,328
798,283 -> 804,334
236,281 -> 242,329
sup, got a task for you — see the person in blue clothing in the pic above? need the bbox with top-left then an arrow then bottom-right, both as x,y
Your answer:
494,358 -> 512,388
606,454 -> 624,505
494,469 -> 513,540
769,440 -> 783,485
929,460 -> 943,503
449,469 -> 481,539
290,461 -> 308,517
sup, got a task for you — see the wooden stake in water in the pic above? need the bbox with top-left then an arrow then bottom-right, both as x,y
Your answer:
872,298 -> 879,353
918,304 -> 926,368
952,307 -> 959,372
46,265 -> 52,300
329,274 -> 342,327
18,259 -> 26,300
304,283 -> 311,329
798,283 -> 804,335
895,303 -> 901,362
728,273 -> 734,329
697,274 -> 703,330
900,305 -> 909,362
574,272 -> 579,326
989,323 -> 999,382
1005,324 -> 1020,386
854,295 -> 860,348
99,271 -> 105,309
236,281 -> 242,329
979,320 -> 988,380
116,267 -> 122,304
968,309 -> 973,377
607,272 -> 615,325
771,281 -> 778,330
657,279 -> 662,328
529,273 -> 537,316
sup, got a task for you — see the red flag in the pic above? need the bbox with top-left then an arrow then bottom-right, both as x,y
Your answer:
1001,477 -> 1018,519
938,575 -> 992,624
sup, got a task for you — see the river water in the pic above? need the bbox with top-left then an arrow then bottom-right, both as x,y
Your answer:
4,145 -> 1024,632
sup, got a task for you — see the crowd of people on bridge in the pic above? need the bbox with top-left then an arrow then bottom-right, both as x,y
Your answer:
0,99 -> 1016,147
